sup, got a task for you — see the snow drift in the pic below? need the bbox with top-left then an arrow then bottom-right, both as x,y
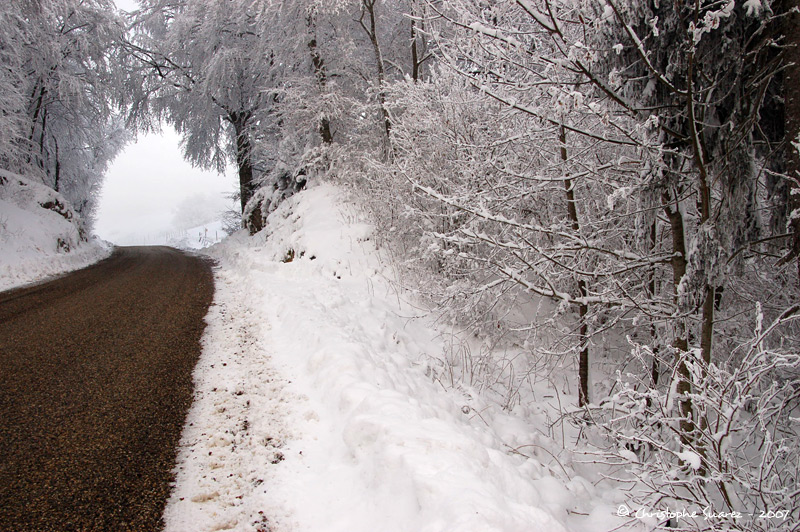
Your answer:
163,183 -> 628,532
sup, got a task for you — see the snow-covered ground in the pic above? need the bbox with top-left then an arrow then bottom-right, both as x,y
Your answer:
96,220 -> 227,249
164,183 -> 634,532
171,220 -> 227,250
0,170 -> 112,292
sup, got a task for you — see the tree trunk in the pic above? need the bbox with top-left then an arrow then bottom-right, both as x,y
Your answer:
687,42 -> 716,469
686,45 -> 716,370
309,37 -> 333,144
663,189 -> 693,445
53,136 -> 60,192
647,220 -> 660,387
560,126 -> 590,406
360,0 -> 392,161
307,13 -> 333,145
411,18 -> 420,82
699,286 -> 714,366
230,112 -> 255,214
410,0 -> 429,82
37,107 -> 48,172
577,289 -> 589,406
27,82 -> 46,168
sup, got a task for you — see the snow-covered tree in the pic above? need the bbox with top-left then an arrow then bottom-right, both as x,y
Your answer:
129,0 -> 287,225
0,4 -> 28,171
365,0 -> 664,407
423,0 -> 799,524
571,1 -> 794,461
128,0 -> 420,230
238,0 -> 434,229
0,0 -> 129,228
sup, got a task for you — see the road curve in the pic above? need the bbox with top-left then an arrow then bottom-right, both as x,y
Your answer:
0,246 -> 215,531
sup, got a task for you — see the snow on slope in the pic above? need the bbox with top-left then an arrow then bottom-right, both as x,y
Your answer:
0,170 -> 111,291
164,183 -> 630,532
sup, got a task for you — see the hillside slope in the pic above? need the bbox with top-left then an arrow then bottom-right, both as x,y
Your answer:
163,183 -> 633,532
0,170 -> 111,291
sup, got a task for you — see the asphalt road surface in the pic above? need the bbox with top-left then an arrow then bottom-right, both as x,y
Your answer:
0,246 -> 215,531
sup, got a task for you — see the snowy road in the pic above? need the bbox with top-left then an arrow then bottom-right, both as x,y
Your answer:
0,246 -> 214,531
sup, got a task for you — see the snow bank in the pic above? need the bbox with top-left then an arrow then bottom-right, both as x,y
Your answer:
165,183 -> 628,531
0,170 -> 111,291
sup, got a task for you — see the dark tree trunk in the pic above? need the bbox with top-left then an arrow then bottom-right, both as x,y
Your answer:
648,220 -> 660,387
37,107 -> 47,171
411,19 -> 420,83
229,111 -> 255,214
360,0 -> 392,161
577,290 -> 589,406
28,82 -> 45,146
53,137 -> 59,192
410,0 -> 429,82
663,188 -> 694,445
27,80 -> 49,174
308,38 -> 333,145
686,46 -> 715,370
307,12 -> 334,146
560,127 -> 590,406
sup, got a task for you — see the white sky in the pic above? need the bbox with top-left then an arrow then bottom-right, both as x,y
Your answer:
114,0 -> 139,12
95,0 -> 239,245
94,128 -> 238,245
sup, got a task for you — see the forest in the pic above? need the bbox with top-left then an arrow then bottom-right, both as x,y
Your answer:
1,0 -> 799,529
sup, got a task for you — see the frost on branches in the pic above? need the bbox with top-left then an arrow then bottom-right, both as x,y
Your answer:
340,0 -> 800,528
0,0 -> 129,231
